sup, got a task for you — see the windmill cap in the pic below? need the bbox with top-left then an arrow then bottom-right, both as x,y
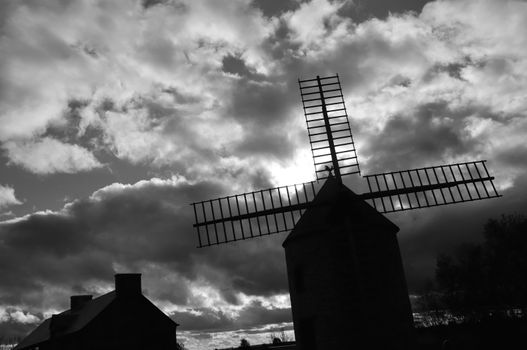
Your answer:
283,176 -> 399,247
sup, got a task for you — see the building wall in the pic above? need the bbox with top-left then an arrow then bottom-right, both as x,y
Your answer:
84,295 -> 177,350
284,217 -> 413,350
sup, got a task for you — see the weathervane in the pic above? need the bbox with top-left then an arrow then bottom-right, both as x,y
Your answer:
190,74 -> 501,247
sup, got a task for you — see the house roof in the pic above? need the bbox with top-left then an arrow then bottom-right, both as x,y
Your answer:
283,175 -> 399,247
14,291 -> 116,350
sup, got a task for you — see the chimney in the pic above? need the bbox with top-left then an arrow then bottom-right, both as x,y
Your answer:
70,295 -> 93,311
115,273 -> 142,297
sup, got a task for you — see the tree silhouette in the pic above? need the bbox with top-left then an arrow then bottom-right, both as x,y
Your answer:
239,338 -> 251,348
435,214 -> 527,318
175,341 -> 187,350
272,337 -> 282,344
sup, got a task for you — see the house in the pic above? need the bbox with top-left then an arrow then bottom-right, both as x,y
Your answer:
283,175 -> 414,349
15,273 -> 179,350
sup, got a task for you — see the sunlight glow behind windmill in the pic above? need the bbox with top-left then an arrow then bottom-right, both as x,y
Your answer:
191,74 -> 501,248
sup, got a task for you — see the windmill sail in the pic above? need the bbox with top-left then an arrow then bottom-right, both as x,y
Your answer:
190,73 -> 502,248
361,160 -> 501,213
299,74 -> 360,181
191,181 -> 322,247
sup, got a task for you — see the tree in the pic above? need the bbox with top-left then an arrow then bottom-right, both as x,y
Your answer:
269,327 -> 289,344
435,214 -> 527,318
175,341 -> 187,350
483,214 -> 527,308
239,338 -> 251,348
272,337 -> 282,344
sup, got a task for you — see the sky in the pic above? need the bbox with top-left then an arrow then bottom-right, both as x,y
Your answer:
1,0 -> 527,348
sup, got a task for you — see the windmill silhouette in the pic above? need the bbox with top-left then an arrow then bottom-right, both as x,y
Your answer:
191,74 -> 501,349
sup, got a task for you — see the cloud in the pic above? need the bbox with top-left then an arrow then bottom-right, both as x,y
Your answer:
7,310 -> 40,325
3,138 -> 102,174
171,300 -> 291,331
0,176 -> 290,336
252,0 -> 301,18
285,0 -> 348,50
0,0 -> 288,177
0,185 -> 22,210
363,101 -> 477,173
1,0 -> 526,181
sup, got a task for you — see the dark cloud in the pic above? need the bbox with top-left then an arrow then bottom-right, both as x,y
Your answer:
222,55 -> 266,81
226,79 -> 293,125
338,0 -> 433,21
234,127 -> 295,159
222,74 -> 306,163
206,237 -> 288,297
496,144 -> 527,169
422,59 -> 472,82
161,87 -> 201,105
0,177 -> 290,325
0,1 -> 15,35
364,102 -> 476,173
0,179 -> 184,304
172,301 -> 291,332
3,213 -> 88,257
252,0 -> 301,18
142,0 -> 169,9
234,323 -> 294,335
43,98 -> 103,150
234,302 -> 291,329
171,308 -> 238,332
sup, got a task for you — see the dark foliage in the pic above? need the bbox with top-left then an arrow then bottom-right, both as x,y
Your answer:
435,214 -> 527,318
415,318 -> 527,350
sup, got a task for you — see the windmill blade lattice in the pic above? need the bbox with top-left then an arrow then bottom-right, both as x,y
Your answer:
192,181 -> 322,247
361,160 -> 501,213
299,74 -> 360,181
189,73 -> 502,249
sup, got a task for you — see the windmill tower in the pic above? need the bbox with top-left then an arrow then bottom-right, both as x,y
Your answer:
191,75 -> 501,349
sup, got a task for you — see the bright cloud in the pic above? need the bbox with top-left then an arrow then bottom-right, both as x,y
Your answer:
1,0 -> 526,186
0,185 -> 22,210
3,138 -> 102,174
8,311 -> 40,325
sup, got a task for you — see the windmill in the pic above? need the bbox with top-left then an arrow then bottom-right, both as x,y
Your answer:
190,74 -> 501,349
